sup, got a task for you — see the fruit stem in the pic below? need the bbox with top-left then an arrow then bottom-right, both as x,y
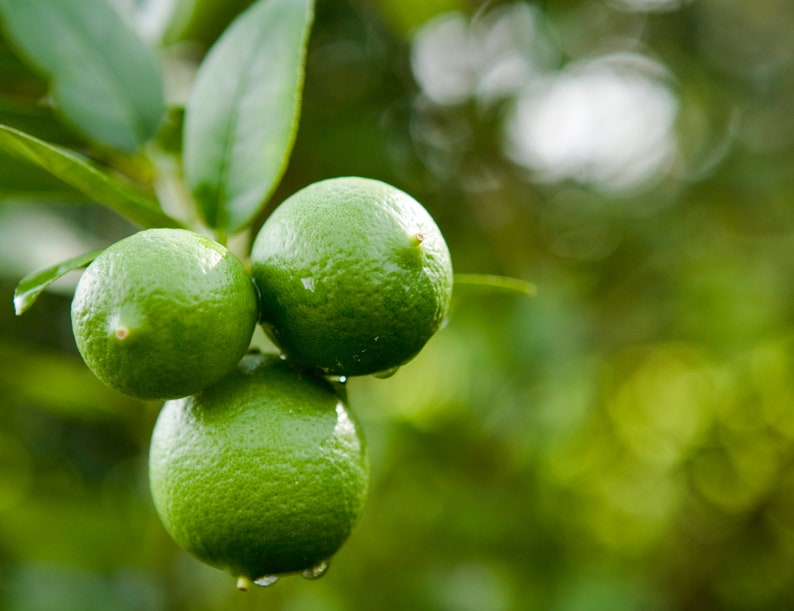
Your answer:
410,232 -> 425,247
236,576 -> 253,592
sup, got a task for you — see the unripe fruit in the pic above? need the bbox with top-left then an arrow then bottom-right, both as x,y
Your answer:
149,352 -> 370,587
71,228 -> 258,400
251,176 -> 453,377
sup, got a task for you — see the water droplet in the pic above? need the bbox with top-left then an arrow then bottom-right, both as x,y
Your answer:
374,366 -> 400,379
301,560 -> 330,580
254,575 -> 279,587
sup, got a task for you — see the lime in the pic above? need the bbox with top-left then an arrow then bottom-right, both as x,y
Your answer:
148,352 -> 370,588
250,176 -> 453,376
70,228 -> 258,400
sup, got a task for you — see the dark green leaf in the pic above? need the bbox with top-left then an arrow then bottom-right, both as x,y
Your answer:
0,0 -> 165,151
14,249 -> 103,316
0,98 -> 86,201
184,0 -> 314,234
0,94 -> 79,145
0,125 -> 183,228
0,149 -> 86,201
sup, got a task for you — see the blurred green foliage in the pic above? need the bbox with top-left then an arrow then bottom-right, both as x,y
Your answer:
1,0 -> 793,609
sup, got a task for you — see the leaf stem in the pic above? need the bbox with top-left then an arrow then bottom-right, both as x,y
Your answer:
215,228 -> 228,247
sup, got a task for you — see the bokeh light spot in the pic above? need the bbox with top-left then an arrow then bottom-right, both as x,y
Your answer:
504,53 -> 678,192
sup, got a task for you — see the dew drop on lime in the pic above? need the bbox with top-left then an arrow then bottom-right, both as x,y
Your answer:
301,560 -> 330,580
374,366 -> 400,379
254,575 -> 279,587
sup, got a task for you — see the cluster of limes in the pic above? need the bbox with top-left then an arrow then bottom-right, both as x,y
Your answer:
70,177 -> 454,589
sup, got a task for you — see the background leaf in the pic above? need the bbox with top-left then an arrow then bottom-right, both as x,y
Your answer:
183,0 -> 314,235
0,94 -> 80,146
14,249 -> 103,316
0,149 -> 87,202
0,0 -> 165,151
454,274 -> 537,297
0,125 -> 183,229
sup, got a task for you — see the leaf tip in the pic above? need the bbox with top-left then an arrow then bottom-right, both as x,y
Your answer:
13,291 -> 31,316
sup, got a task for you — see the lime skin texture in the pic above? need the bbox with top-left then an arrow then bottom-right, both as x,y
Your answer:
148,352 -> 370,584
70,228 -> 258,400
251,176 -> 453,377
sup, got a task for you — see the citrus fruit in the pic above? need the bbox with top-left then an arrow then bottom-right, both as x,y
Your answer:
148,352 -> 370,588
70,228 -> 258,400
250,176 -> 453,377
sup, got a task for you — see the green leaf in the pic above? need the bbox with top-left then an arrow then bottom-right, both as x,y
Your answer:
0,124 -> 183,228
0,94 -> 81,146
0,0 -> 165,151
184,0 -> 315,234
14,249 -> 103,316
454,274 -> 537,297
0,149 -> 86,202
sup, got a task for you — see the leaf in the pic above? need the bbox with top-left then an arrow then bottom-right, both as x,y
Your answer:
0,94 -> 82,146
454,274 -> 537,297
0,124 -> 183,228
0,0 -> 165,151
184,0 -> 315,235
0,149 -> 87,201
14,249 -> 103,316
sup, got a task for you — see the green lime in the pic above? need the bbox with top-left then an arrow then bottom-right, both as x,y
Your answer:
250,176 -> 453,377
70,228 -> 258,400
148,352 -> 369,588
